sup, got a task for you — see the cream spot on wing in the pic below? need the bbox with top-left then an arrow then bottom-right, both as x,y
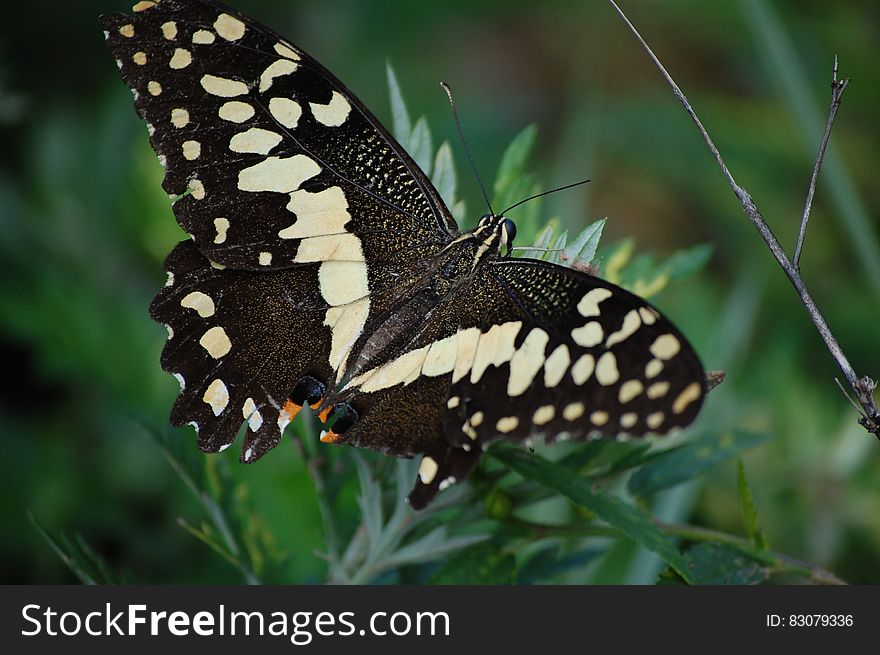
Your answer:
647,381 -> 670,399
316,260 -> 368,306
238,155 -> 321,193
438,477 -> 456,492
170,107 -> 189,128
533,405 -> 555,425
590,411 -> 609,426
173,373 -> 185,390
268,97 -> 302,129
563,402 -> 585,421
452,328 -> 481,384
274,42 -> 301,60
647,412 -> 665,430
280,187 -> 350,239
571,353 -> 595,385
192,29 -> 215,44
259,59 -> 298,93
422,333 -> 459,377
277,405 -> 294,433
119,24 -> 135,38
310,91 -> 351,127
132,51 -> 147,65
419,456 -> 438,484
672,382 -> 702,414
577,287 -> 613,318
161,21 -> 177,40
446,396 -> 460,409
571,321 -> 603,348
639,307 -> 658,325
470,411 -> 484,427
650,334 -> 681,361
199,326 -> 232,359
620,413 -> 638,429
496,416 -> 519,433
202,379 -> 229,416
219,100 -> 255,123
132,1 -> 155,11
470,321 -> 522,384
258,252 -> 272,266
169,48 -> 192,69
229,128 -> 283,155
323,297 -> 370,372
180,291 -> 215,318
214,13 -> 246,41
213,218 -> 230,244
645,359 -> 663,379
201,74 -> 248,97
595,352 -> 619,386
242,398 -> 264,432
209,261 -> 225,270
182,140 -> 201,160
605,309 -> 642,348
507,328 -> 550,396
543,344 -> 570,388
166,324 -> 174,339
360,346 -> 429,392
165,271 -> 174,287
618,379 -> 644,403
147,80 -> 162,96
189,178 -> 205,200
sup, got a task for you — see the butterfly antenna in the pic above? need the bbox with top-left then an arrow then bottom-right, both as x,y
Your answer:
441,81 -> 495,216
500,179 -> 591,216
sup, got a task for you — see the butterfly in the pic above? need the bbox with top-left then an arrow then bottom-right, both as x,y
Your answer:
101,0 -> 707,509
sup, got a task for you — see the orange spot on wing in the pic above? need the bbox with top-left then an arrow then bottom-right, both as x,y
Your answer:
316,406 -> 332,423
282,399 -> 303,421
320,429 -> 342,444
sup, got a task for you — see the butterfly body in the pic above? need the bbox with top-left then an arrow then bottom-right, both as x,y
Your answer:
102,0 -> 707,509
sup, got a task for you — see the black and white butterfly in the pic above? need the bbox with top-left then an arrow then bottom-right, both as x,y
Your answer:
101,0 -> 707,509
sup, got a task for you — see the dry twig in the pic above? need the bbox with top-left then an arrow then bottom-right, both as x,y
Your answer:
606,0 -> 879,438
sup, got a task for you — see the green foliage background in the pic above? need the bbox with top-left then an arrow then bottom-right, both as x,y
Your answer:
1,0 -> 878,584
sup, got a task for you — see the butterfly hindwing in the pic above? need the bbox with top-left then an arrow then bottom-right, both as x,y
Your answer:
439,259 -> 706,451
151,240 -> 334,460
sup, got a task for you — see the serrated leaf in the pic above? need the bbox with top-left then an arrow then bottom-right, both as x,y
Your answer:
428,541 -> 516,584
627,431 -> 770,497
737,460 -> 767,550
547,231 -> 567,264
432,141 -> 457,209
385,61 -> 411,144
680,543 -> 769,585
490,444 -> 692,582
408,116 -> 433,177
564,218 -> 605,265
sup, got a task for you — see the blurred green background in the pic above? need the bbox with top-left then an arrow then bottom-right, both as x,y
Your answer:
2,0 -> 878,584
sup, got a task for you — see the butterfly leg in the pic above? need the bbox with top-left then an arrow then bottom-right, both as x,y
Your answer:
408,444 -> 481,510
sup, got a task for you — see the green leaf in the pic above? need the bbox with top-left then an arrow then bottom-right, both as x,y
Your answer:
385,61 -> 411,143
678,543 -> 769,585
737,460 -> 768,550
628,431 -> 769,497
353,453 -> 384,557
29,513 -> 116,585
564,218 -> 606,266
489,444 -> 693,582
408,116 -> 433,177
493,124 -> 537,209
428,541 -> 516,584
661,243 -> 713,280
432,141 -> 457,208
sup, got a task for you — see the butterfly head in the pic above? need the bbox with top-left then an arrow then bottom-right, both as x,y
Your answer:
474,213 -> 517,257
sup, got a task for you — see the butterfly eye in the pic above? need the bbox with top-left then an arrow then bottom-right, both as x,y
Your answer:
501,218 -> 517,244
